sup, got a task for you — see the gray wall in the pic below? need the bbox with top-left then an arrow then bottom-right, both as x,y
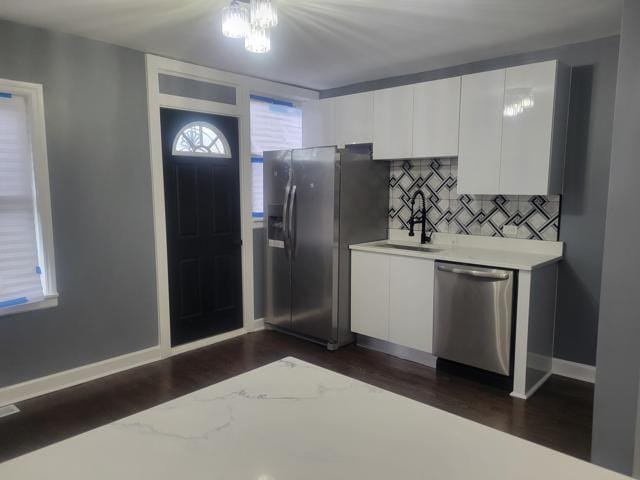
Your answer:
0,20 -> 157,387
322,36 -> 620,366
591,0 -> 640,475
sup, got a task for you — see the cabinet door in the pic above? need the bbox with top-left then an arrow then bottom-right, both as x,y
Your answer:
334,92 -> 374,146
373,85 -> 413,160
351,251 -> 389,340
500,61 -> 557,195
458,69 -> 505,194
413,77 -> 461,158
302,99 -> 335,148
389,256 -> 434,352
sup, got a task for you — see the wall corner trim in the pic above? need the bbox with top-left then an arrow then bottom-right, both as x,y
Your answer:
0,346 -> 162,408
552,357 -> 596,383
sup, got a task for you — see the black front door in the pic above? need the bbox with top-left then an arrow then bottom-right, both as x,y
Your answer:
160,108 -> 242,347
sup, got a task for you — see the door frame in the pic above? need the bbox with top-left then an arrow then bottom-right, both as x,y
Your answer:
145,55 -> 317,357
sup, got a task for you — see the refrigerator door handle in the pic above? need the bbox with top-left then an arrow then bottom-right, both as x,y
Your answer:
283,178 -> 292,258
289,184 -> 297,258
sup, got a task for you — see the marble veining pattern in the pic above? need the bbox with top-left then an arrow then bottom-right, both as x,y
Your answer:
0,357 -> 627,480
389,158 -> 561,241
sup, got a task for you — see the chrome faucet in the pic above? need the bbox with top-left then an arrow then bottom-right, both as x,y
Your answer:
408,190 -> 433,244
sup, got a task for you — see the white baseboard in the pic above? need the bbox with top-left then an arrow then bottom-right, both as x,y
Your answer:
552,358 -> 596,383
511,371 -> 554,400
0,333 -> 595,409
170,328 -> 246,355
0,346 -> 162,408
252,318 -> 265,331
0,328 -> 253,408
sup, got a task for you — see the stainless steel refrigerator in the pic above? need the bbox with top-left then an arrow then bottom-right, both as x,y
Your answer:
264,145 -> 388,349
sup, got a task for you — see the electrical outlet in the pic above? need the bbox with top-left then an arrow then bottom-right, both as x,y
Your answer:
502,225 -> 518,236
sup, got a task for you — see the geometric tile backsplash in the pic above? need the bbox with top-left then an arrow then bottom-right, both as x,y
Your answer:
389,158 -> 561,241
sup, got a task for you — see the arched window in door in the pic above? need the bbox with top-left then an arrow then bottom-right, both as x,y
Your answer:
172,121 -> 231,158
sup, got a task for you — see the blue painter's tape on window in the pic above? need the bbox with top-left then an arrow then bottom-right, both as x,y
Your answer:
251,156 -> 264,164
250,94 -> 293,107
252,212 -> 264,218
0,92 -> 12,99
0,297 -> 28,308
35,265 -> 42,275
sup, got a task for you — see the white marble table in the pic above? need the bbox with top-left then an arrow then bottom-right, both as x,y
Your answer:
0,357 -> 628,479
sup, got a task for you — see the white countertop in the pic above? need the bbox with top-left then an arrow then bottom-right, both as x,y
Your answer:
350,238 -> 563,271
0,357 -> 626,480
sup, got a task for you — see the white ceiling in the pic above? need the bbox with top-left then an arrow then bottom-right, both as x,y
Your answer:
0,0 -> 623,90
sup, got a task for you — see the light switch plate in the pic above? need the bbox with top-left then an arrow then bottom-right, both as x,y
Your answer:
502,225 -> 518,236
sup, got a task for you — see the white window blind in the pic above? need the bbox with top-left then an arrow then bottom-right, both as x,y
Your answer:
0,94 -> 45,309
250,96 -> 302,218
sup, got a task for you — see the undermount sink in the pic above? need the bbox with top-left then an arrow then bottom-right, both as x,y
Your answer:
374,242 -> 444,253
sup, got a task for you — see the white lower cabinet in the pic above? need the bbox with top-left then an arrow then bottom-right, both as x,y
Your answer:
351,251 -> 390,340
351,251 -> 435,353
389,256 -> 434,352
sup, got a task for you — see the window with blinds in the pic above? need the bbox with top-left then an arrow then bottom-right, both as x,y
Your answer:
249,95 -> 302,219
0,92 -> 47,310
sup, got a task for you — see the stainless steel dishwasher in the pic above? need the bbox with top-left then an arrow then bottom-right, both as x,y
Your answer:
433,262 -> 515,376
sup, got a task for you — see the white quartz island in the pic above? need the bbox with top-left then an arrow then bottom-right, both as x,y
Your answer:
0,358 -> 625,480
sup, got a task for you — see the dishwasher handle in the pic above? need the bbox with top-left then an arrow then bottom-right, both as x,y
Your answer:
437,264 -> 510,280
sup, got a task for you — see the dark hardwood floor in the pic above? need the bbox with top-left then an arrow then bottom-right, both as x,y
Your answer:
0,330 -> 594,463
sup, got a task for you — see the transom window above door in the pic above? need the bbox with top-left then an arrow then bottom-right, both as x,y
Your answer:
172,121 -> 231,158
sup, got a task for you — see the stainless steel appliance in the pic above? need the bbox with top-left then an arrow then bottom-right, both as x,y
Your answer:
433,262 -> 515,375
264,145 -> 388,349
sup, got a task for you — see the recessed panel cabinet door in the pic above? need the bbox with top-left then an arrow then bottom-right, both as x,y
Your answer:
334,92 -> 374,146
499,61 -> 557,195
389,256 -> 434,352
373,85 -> 413,160
413,77 -> 461,158
350,251 -> 389,340
458,69 -> 506,194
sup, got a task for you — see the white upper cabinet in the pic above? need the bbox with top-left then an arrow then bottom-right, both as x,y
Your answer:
458,60 -> 569,195
334,92 -> 374,146
458,69 -> 506,194
412,77 -> 461,158
302,98 -> 335,148
373,85 -> 414,160
500,61 -> 568,195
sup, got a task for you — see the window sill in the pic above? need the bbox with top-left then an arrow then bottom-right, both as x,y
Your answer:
0,294 -> 58,317
252,220 -> 264,229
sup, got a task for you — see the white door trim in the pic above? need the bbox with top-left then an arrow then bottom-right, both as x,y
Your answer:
145,54 -> 317,358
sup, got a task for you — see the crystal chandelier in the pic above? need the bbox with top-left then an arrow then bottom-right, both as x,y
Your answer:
250,0 -> 278,28
221,0 -> 277,53
221,0 -> 249,39
245,24 -> 271,53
